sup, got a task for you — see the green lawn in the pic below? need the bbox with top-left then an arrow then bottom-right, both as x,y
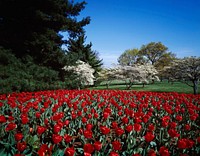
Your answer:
90,80 -> 200,94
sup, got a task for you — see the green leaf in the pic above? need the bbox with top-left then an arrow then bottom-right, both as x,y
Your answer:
51,149 -> 65,156
77,147 -> 84,154
0,148 -> 7,156
135,147 -> 143,154
150,141 -> 157,147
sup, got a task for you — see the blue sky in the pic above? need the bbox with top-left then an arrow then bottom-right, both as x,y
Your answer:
74,0 -> 200,67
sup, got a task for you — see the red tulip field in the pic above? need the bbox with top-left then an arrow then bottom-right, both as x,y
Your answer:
0,90 -> 200,156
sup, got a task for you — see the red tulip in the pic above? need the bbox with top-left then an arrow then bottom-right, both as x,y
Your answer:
112,140 -> 122,151
21,115 -> 29,124
169,122 -> 177,129
168,129 -> 180,138
115,127 -> 124,136
17,141 -> 27,152
177,139 -> 188,149
148,124 -> 155,131
84,143 -> 94,154
125,125 -> 133,133
84,130 -> 93,139
53,124 -> 62,134
184,124 -> 191,131
159,146 -> 170,156
94,113 -> 99,118
100,126 -> 110,135
133,123 -> 142,132
175,115 -> 182,122
122,116 -> 129,124
147,149 -> 156,156
86,124 -> 93,130
109,151 -> 119,156
177,138 -> 194,149
144,132 -> 155,142
38,144 -> 52,156
65,147 -> 75,156
15,133 -> 23,141
0,115 -> 6,123
37,126 -> 46,135
94,141 -> 102,151
5,122 -> 17,131
64,134 -> 72,143
103,111 -> 110,119
52,134 -> 62,144
161,120 -> 169,128
64,120 -> 70,126
84,153 -> 91,156
111,121 -> 118,129
82,117 -> 87,123
35,112 -> 41,118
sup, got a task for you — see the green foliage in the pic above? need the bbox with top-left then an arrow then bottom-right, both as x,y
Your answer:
67,34 -> 103,74
118,48 -> 145,66
0,47 -> 82,94
0,0 -> 94,93
139,42 -> 173,65
118,42 -> 176,70
0,0 -> 90,71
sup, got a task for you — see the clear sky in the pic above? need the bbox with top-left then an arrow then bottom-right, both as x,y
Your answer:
74,0 -> 200,67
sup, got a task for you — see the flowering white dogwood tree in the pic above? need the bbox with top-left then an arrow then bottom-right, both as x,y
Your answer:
98,64 -> 159,89
63,60 -> 95,87
163,57 -> 200,94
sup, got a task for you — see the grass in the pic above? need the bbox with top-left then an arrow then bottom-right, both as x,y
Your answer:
90,80 -> 200,94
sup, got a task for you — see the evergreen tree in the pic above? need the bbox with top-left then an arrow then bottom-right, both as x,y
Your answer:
67,34 -> 103,73
0,0 -> 90,70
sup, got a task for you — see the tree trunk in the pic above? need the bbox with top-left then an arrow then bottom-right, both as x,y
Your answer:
193,80 -> 198,95
160,77 -> 163,82
127,82 -> 133,90
106,83 -> 109,89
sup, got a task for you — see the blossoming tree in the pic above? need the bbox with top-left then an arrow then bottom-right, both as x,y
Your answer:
98,64 -> 159,89
163,57 -> 200,94
63,60 -> 95,87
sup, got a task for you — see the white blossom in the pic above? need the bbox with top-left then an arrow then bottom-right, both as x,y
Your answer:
98,63 -> 159,89
63,60 -> 95,86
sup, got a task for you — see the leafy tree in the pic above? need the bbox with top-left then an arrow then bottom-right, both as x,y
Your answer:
0,47 -> 82,93
67,34 -> 103,73
117,48 -> 145,66
139,42 -> 174,66
164,57 -> 200,94
0,0 -> 90,70
155,52 -> 176,81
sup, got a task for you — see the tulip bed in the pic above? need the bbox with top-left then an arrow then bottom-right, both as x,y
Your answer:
0,90 -> 200,156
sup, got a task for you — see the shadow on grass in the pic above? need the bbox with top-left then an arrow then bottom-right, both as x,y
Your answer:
90,81 -> 200,94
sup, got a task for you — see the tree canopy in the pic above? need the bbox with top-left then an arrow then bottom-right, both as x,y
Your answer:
67,34 -> 103,73
139,42 -> 174,66
117,48 -> 145,66
0,0 -> 103,93
0,0 -> 91,69
118,42 -> 176,70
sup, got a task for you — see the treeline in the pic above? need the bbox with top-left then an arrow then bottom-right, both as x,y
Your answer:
115,42 -> 200,94
0,0 -> 102,94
